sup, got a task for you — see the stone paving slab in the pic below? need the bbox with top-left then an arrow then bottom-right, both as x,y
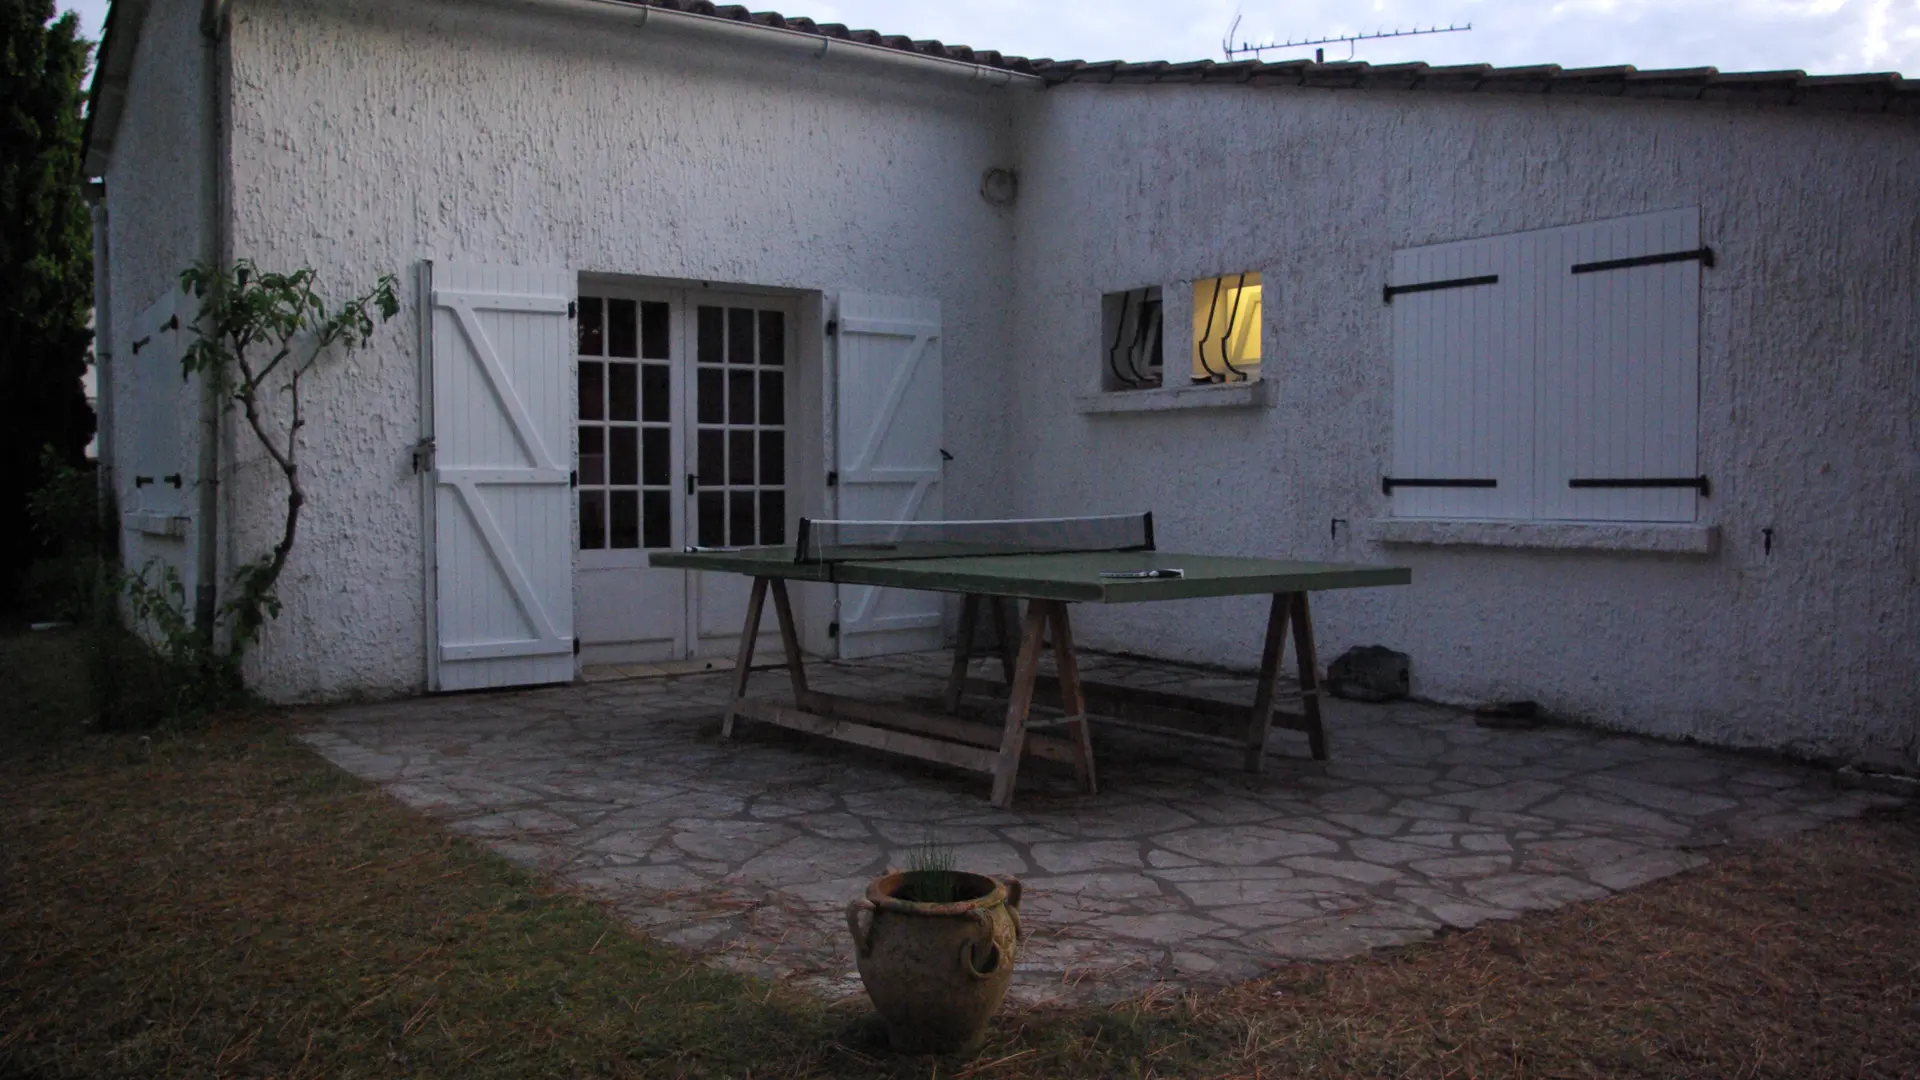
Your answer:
301,651 -> 1896,1007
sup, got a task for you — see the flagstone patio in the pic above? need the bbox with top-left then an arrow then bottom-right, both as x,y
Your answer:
300,651 -> 1892,1006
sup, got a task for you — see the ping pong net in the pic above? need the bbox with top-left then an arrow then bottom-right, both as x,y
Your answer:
794,512 -> 1155,564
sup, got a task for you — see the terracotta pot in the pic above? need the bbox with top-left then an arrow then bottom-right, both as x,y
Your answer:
845,870 -> 1023,1055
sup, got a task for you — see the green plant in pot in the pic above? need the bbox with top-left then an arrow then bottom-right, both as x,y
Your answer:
845,839 -> 1023,1055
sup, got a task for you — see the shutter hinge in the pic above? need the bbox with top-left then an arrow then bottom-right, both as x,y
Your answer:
825,319 -> 838,337
573,638 -> 581,656
410,436 -> 436,475
570,470 -> 578,489
826,471 -> 838,488
827,621 -> 839,639
568,300 -> 577,319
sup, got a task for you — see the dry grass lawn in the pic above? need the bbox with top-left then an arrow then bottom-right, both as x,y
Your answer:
3,627 -> 1917,1078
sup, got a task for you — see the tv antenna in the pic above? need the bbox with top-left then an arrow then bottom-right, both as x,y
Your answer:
1223,12 -> 1472,63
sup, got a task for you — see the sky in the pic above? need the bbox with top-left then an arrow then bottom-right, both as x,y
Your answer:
58,0 -> 1920,76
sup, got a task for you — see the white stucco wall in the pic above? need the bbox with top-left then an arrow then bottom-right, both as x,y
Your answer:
100,0 -> 213,609
1008,84 -> 1920,765
220,0 -> 1022,700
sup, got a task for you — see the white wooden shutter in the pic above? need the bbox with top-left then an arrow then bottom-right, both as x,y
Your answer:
426,263 -> 576,691
125,287 -> 193,520
1389,235 -> 1534,519
833,293 -> 944,659
1533,208 -> 1701,522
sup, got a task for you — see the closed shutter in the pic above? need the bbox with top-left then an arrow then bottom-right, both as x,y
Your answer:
126,286 -> 193,519
1389,235 -> 1534,519
425,263 -> 576,691
833,293 -> 944,660
1533,208 -> 1701,522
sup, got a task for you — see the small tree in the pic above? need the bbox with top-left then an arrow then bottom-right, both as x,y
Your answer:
169,260 -> 398,655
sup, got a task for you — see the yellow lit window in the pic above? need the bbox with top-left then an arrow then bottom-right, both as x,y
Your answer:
1191,273 -> 1261,383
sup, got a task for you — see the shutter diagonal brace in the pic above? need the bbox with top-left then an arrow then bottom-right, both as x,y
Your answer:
448,478 -> 567,656
442,296 -> 561,472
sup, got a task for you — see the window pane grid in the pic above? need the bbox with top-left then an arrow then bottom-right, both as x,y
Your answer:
696,304 -> 786,548
579,293 -> 674,551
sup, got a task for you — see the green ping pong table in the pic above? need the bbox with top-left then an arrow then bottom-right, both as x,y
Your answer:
648,543 -> 1411,808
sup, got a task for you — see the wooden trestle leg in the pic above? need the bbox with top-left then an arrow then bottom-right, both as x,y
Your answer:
1291,591 -> 1329,760
1046,601 -> 1098,795
770,579 -> 810,705
988,601 -> 1051,809
1242,592 -> 1293,773
720,576 -> 770,739
943,594 -> 981,714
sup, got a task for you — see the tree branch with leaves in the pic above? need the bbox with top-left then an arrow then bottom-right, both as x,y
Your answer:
176,260 -> 398,651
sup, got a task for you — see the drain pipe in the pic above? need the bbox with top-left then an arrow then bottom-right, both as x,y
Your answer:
192,0 -> 233,640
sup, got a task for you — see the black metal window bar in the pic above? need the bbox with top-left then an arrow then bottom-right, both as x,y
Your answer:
1382,273 -> 1499,304
1569,475 -> 1711,497
1106,287 -> 1164,389
1193,273 -> 1259,384
1381,477 -> 1497,495
1570,247 -> 1714,275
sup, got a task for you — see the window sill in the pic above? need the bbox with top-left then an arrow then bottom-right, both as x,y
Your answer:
1075,379 -> 1271,415
1371,518 -> 1718,556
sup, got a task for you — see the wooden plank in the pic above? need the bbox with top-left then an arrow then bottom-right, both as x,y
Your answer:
960,675 -> 1258,725
944,593 -> 981,713
989,600 -> 1051,809
1046,601 -> 1098,794
732,698 -> 997,773
802,691 -> 1079,765
721,576 -> 769,740
1243,592 -> 1293,773
1291,592 -> 1329,760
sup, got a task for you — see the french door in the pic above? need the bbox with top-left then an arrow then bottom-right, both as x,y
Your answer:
574,284 -> 791,665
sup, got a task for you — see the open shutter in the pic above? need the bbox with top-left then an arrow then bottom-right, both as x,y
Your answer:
1388,235 -> 1534,519
833,293 -> 944,659
426,263 -> 576,691
1533,208 -> 1701,522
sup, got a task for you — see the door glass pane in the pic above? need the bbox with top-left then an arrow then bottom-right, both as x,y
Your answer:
698,430 -> 724,485
759,430 -> 784,485
610,427 -> 638,485
641,427 -> 669,487
759,370 -> 784,425
578,296 -> 604,356
728,370 -> 754,424
641,364 -> 669,423
641,301 -> 671,359
728,430 -> 754,485
760,491 -> 785,545
578,362 -> 604,421
727,308 -> 755,364
698,491 -> 725,546
609,363 -> 638,422
607,298 -> 638,358
642,490 -> 670,550
610,490 -> 639,549
697,306 -> 723,365
729,491 -> 755,546
580,490 -> 606,549
758,310 -> 784,367
578,426 -> 605,485
697,368 -> 723,424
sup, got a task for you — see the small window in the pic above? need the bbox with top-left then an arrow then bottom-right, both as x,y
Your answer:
1191,273 -> 1261,383
1101,286 -> 1164,390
